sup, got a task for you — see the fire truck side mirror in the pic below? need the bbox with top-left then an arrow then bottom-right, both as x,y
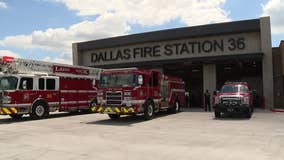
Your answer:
213,90 -> 218,96
138,75 -> 143,85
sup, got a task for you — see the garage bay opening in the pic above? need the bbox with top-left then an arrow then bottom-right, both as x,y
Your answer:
164,64 -> 203,108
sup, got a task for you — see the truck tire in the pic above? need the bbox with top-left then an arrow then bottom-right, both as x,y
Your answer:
82,100 -> 97,114
245,110 -> 252,118
168,100 -> 180,114
108,114 -> 120,119
144,100 -> 154,120
9,114 -> 23,120
30,101 -> 49,119
214,111 -> 221,118
173,101 -> 181,113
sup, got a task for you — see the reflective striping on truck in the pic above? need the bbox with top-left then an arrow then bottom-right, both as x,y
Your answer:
0,107 -> 18,115
94,106 -> 135,114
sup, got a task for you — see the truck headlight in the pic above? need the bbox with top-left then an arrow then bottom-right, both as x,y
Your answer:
2,96 -> 11,104
124,91 -> 132,97
97,91 -> 103,96
242,97 -> 249,105
97,97 -> 103,104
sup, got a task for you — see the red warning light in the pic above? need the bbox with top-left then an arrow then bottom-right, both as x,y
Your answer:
2,56 -> 15,64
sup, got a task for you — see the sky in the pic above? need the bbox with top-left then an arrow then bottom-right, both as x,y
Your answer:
0,0 -> 284,64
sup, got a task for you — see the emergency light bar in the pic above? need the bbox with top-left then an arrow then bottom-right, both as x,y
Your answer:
225,81 -> 248,85
0,56 -> 15,64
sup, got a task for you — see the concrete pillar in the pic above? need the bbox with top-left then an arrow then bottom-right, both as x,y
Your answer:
72,43 -> 79,65
260,17 -> 274,109
203,63 -> 216,99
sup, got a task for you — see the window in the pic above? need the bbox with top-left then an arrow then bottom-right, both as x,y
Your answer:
46,79 -> 55,90
19,77 -> 33,90
39,78 -> 45,90
221,85 -> 238,93
152,72 -> 159,87
99,74 -> 137,87
240,85 -> 249,93
0,76 -> 18,90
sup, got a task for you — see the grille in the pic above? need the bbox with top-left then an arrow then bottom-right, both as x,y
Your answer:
106,91 -> 122,105
221,97 -> 240,106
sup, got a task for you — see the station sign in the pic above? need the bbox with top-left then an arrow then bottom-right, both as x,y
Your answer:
84,32 -> 261,66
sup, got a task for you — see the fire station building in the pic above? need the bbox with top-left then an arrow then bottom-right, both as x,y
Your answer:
73,17 -> 277,109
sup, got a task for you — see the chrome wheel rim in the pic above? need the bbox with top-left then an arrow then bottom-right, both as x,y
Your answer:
175,102 -> 179,111
148,104 -> 153,116
35,105 -> 45,117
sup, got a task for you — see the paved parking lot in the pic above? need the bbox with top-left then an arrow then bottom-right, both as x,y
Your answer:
0,109 -> 284,160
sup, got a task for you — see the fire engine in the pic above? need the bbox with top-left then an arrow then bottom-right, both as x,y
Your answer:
0,56 -> 101,119
213,82 -> 254,118
93,68 -> 186,120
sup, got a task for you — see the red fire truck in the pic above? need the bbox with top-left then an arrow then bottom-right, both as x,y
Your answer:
0,56 -> 101,119
93,68 -> 186,120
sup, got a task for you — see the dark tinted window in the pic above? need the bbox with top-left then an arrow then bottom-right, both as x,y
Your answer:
152,72 -> 159,87
240,86 -> 249,93
46,79 -> 55,90
19,78 -> 33,90
39,78 -> 45,90
221,85 -> 238,93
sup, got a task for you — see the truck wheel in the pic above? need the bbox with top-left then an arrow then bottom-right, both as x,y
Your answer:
82,100 -> 97,114
214,111 -> 221,118
173,101 -> 180,113
30,101 -> 49,119
9,114 -> 23,120
108,114 -> 120,119
245,110 -> 252,118
144,101 -> 154,120
168,100 -> 180,114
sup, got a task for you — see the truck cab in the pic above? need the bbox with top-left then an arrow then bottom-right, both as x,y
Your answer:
213,82 -> 254,118
0,74 -> 60,119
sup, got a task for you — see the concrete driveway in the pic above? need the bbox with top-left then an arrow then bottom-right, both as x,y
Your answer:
0,109 -> 283,160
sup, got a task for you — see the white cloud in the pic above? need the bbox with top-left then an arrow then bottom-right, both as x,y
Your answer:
0,14 -> 129,64
262,0 -> 284,34
1,14 -> 129,53
54,0 -> 229,26
42,52 -> 72,64
0,50 -> 20,58
0,2 -> 7,9
1,0 -> 229,64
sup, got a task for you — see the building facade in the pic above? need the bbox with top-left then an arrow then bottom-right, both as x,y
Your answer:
273,41 -> 284,109
73,17 -> 274,109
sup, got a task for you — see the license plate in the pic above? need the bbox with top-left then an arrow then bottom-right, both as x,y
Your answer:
227,108 -> 234,112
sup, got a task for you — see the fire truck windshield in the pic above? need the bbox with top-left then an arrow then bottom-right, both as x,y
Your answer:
100,74 -> 137,87
0,76 -> 18,90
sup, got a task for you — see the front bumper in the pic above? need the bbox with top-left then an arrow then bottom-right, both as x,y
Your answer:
92,105 -> 139,115
0,104 -> 30,115
213,104 -> 250,113
0,106 -> 19,115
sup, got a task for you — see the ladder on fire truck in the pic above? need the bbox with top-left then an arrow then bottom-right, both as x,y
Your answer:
0,56 -> 102,79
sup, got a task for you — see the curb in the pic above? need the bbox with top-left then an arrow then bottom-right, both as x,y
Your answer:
270,108 -> 284,112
